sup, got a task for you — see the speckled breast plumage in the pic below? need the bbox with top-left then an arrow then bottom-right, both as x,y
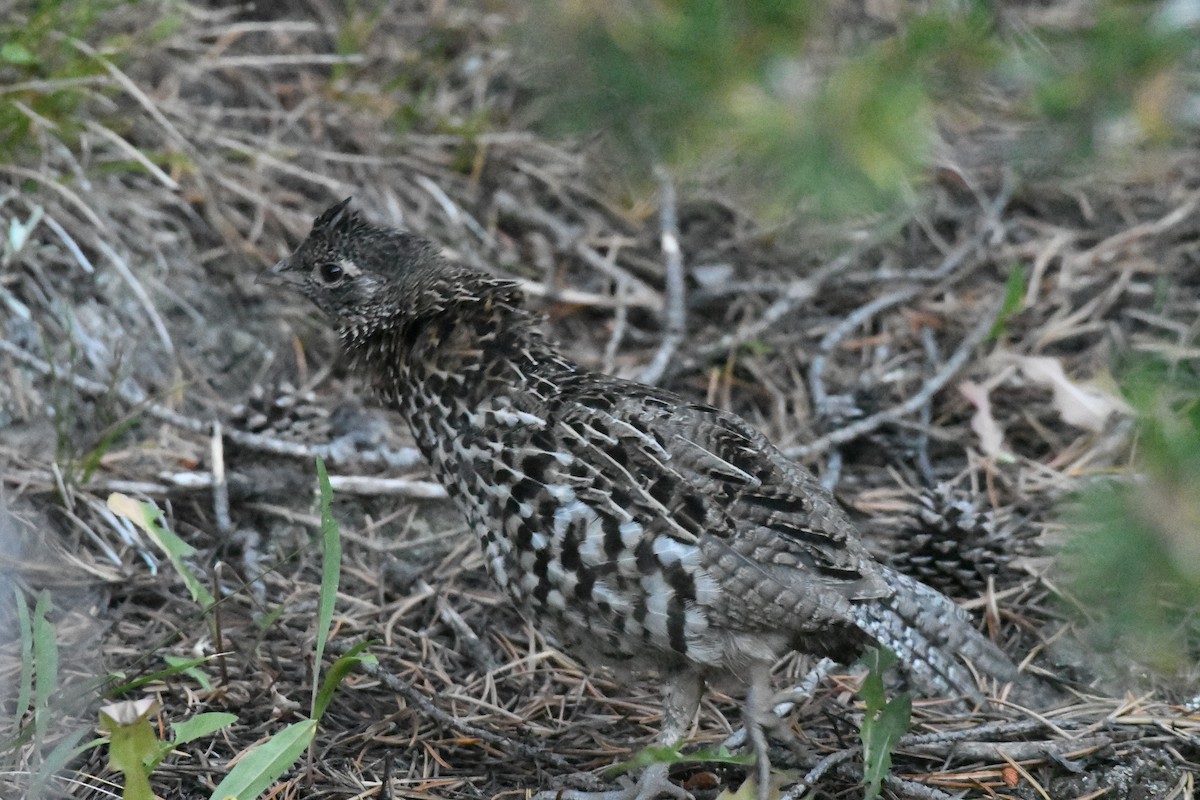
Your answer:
387,347 -> 725,669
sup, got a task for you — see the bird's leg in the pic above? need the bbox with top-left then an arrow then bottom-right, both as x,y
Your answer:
534,671 -> 702,800
744,662 -> 774,800
658,669 -> 704,757
721,657 -> 833,753
621,670 -> 703,800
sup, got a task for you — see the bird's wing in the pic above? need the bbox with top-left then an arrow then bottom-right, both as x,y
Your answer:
516,376 -> 892,614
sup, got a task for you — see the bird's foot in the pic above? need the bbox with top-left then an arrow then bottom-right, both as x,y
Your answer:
533,763 -> 691,800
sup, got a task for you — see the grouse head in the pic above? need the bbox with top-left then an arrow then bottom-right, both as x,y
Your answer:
262,198 -> 450,335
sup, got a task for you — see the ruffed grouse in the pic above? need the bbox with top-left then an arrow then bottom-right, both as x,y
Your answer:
263,199 -> 1019,799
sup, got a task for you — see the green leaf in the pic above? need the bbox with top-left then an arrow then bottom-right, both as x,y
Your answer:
26,727 -> 99,800
255,603 -> 286,632
109,655 -> 216,697
853,646 -> 896,710
609,743 -> 751,776
312,643 -> 375,722
80,417 -> 140,483
171,712 -> 237,748
855,647 -> 911,800
32,590 -> 59,740
163,654 -> 213,692
208,719 -> 317,800
861,692 -> 911,800
14,588 -> 33,724
100,698 -> 160,800
0,42 -> 36,65
107,493 -> 216,610
988,262 -> 1027,341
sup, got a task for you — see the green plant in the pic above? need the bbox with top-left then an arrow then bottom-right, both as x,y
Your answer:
309,457 -> 375,725
519,0 -> 1197,215
0,0 -> 120,159
1062,357 -> 1200,675
855,648 -> 911,800
99,698 -> 236,800
207,458 -> 373,800
107,493 -> 216,612
614,742 -> 751,776
3,589 -> 103,800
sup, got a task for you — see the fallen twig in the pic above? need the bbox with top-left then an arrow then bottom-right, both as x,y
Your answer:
785,296 -> 1004,460
325,638 -> 571,769
0,338 -> 424,469
639,168 -> 687,386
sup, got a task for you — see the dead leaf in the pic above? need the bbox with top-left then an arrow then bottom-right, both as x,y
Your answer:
1014,355 -> 1133,431
959,380 -> 1009,459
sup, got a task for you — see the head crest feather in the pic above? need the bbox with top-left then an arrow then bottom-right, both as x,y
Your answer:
311,197 -> 359,237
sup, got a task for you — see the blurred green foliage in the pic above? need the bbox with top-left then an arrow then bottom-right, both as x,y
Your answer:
519,0 -> 1197,214
0,0 -> 116,157
0,0 -> 179,161
1064,357 -> 1200,675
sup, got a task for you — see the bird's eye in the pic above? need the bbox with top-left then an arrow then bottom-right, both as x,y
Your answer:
318,262 -> 344,284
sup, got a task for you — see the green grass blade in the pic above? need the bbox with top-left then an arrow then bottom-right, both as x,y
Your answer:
208,719 -> 317,800
312,643 -> 375,723
26,727 -> 97,800
31,591 -> 58,741
13,588 -> 33,728
312,457 -> 342,718
107,493 -> 216,610
170,712 -> 237,748
109,655 -> 217,697
988,262 -> 1027,341
162,654 -> 214,692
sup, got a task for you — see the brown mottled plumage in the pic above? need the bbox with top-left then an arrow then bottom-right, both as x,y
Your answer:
262,199 -> 1019,799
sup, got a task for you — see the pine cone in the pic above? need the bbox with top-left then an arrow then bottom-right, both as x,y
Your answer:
882,485 -> 1035,598
229,381 -> 328,440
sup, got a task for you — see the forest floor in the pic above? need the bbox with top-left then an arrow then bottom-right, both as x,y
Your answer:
1,2 -> 1198,799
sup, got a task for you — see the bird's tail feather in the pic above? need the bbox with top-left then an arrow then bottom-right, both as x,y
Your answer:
853,566 -> 1017,702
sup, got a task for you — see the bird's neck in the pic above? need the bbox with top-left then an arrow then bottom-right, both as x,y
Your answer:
342,289 -> 575,457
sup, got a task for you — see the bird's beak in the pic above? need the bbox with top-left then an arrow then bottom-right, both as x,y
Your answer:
257,256 -> 299,287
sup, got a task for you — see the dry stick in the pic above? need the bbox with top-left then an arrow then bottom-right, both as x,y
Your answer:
211,420 -> 232,535
900,718 -> 1049,747
491,189 -> 660,308
1,469 -> 448,501
435,589 -> 499,672
324,639 -> 570,769
639,168 -> 686,386
691,222 -> 905,367
806,224 -> 990,419
39,212 -> 96,274
808,284 -> 923,416
908,734 -> 1113,762
914,326 -> 941,485
602,276 -> 632,374
414,172 -> 493,246
782,747 -> 857,799
784,296 -> 1004,460
783,719 -> 1054,800
574,240 -> 658,301
0,339 -> 425,471
878,774 -> 959,800
492,189 -> 583,251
